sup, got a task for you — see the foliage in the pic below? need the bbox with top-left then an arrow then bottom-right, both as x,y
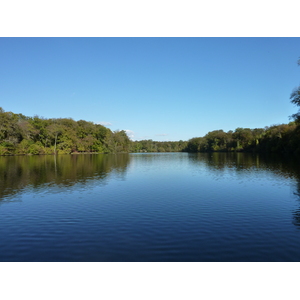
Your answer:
2,105 -> 300,156
186,123 -> 299,154
130,140 -> 187,153
0,108 -> 132,155
290,57 -> 300,122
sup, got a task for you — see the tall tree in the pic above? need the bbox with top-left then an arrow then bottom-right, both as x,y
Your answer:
290,57 -> 300,122
46,121 -> 64,154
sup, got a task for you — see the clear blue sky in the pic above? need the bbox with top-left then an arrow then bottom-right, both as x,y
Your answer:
1,37 -> 299,141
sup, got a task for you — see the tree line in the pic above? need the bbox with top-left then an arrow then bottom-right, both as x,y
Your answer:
1,108 -> 300,156
131,139 -> 187,153
2,105 -> 300,156
0,108 -> 131,155
185,123 -> 300,154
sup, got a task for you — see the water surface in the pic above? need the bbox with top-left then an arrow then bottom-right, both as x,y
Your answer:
1,152 -> 300,261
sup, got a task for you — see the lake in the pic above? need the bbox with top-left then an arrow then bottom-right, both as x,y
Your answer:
1,152 -> 300,261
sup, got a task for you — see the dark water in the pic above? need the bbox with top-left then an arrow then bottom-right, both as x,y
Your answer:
1,152 -> 300,262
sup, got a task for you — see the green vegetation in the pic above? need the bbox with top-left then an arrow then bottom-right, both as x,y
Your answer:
0,109 -> 131,155
2,105 -> 299,156
185,123 -> 300,154
290,58 -> 300,122
131,140 -> 187,153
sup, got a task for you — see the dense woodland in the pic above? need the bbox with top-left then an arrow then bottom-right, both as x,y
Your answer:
0,107 -> 132,155
185,123 -> 300,154
1,106 -> 300,156
1,58 -> 299,156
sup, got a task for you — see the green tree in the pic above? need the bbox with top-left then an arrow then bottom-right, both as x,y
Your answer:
0,108 -> 23,153
186,137 -> 207,152
232,128 -> 253,150
290,57 -> 300,122
46,121 -> 64,154
204,130 -> 228,151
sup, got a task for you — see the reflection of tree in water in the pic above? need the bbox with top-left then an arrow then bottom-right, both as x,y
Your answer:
189,152 -> 300,175
0,154 -> 131,202
188,152 -> 300,229
188,152 -> 264,173
292,180 -> 300,228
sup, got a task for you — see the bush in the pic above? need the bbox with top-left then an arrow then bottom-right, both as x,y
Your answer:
15,139 -> 33,154
0,145 -> 9,155
28,142 -> 44,155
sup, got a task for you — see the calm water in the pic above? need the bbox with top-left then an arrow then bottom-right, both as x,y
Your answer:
1,152 -> 300,262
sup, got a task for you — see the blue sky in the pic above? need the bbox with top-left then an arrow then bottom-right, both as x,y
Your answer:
1,38 -> 299,141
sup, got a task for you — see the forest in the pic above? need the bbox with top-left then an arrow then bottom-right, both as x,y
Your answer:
185,123 -> 300,154
1,105 -> 300,155
0,108 -> 131,155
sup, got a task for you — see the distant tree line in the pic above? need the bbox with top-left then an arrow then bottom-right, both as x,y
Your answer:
131,140 -> 187,153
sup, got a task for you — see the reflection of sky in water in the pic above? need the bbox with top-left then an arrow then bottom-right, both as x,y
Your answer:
1,152 -> 300,261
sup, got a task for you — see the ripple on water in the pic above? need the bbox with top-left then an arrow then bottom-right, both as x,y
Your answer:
1,153 -> 300,261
